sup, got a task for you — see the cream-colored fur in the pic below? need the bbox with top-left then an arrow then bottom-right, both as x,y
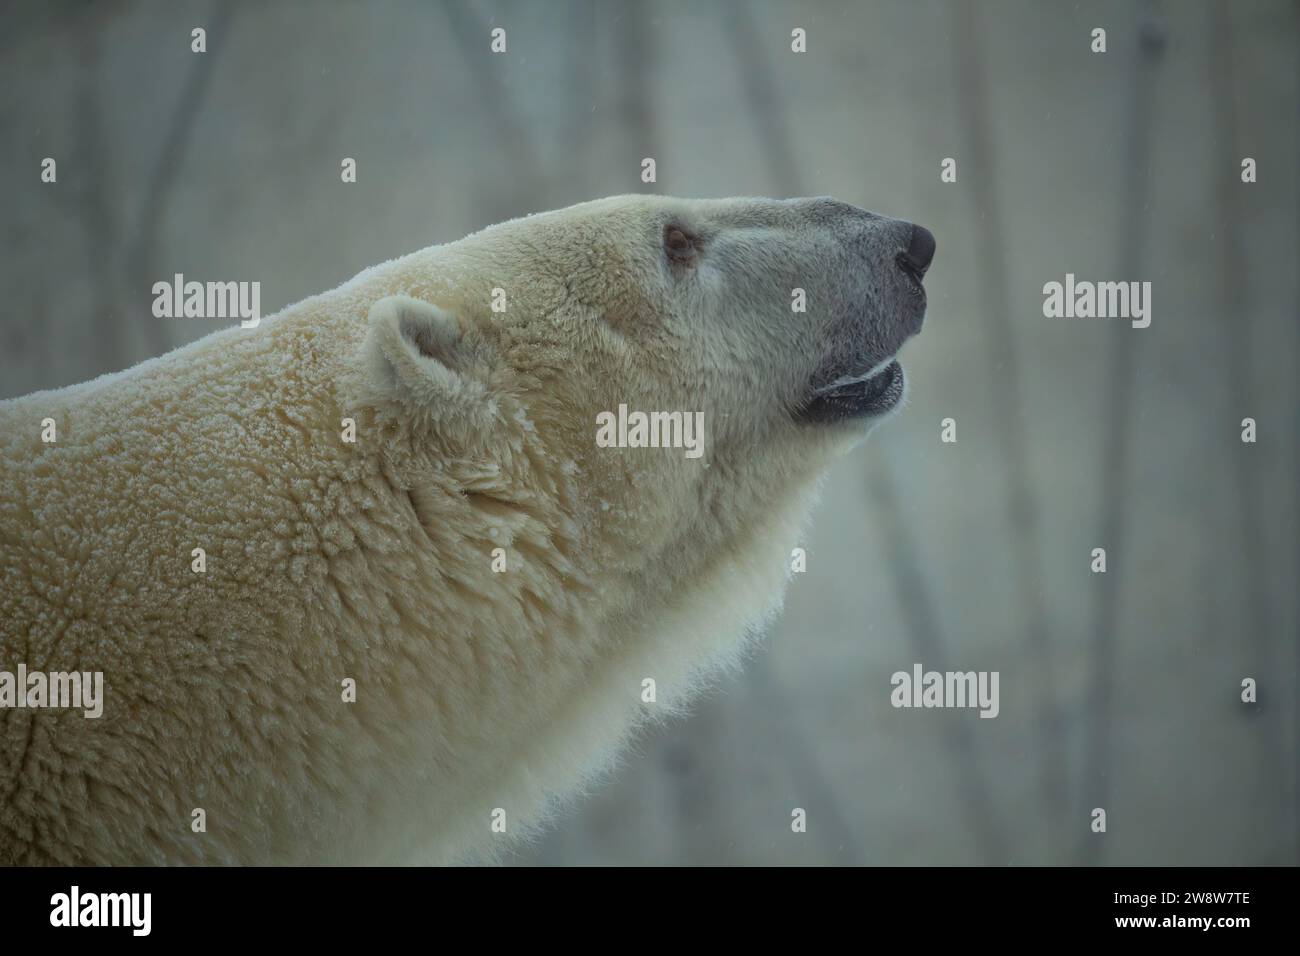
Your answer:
0,195 -> 917,864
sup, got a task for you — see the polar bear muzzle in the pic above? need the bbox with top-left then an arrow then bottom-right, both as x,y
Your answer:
797,222 -> 935,424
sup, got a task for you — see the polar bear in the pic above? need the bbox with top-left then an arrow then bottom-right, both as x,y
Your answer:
0,195 -> 933,864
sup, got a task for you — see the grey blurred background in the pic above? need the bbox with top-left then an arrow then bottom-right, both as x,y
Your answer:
1,0 -> 1296,865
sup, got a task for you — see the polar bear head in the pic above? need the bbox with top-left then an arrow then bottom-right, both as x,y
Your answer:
358,195 -> 933,597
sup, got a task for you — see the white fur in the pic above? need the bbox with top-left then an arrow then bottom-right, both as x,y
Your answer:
0,195 -> 912,864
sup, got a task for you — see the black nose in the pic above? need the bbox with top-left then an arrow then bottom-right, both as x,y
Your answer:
902,224 -> 936,275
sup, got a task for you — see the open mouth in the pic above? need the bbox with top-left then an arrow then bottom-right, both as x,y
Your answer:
797,222 -> 931,426
896,253 -> 927,297
799,358 -> 904,423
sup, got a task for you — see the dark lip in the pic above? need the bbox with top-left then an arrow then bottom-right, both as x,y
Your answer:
798,252 -> 926,426
797,360 -> 904,424
896,253 -> 928,300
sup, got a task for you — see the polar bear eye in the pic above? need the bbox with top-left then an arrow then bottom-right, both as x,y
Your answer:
663,224 -> 698,265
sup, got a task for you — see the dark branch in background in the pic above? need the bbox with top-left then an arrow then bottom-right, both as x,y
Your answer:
34,289 -> 51,381
727,3 -> 1004,864
747,661 -> 868,864
725,7 -> 801,196
616,0 -> 656,187
72,14 -> 127,375
1078,2 -> 1164,865
1210,0 -> 1287,864
442,0 -> 543,223
564,0 -> 597,191
0,1 -> 58,59
50,1 -> 235,373
1295,4 -> 1300,866
952,3 -> 1064,823
131,0 -> 236,357
866,465 -> 1009,860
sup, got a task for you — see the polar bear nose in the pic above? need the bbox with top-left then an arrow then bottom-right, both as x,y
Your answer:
900,224 -> 936,276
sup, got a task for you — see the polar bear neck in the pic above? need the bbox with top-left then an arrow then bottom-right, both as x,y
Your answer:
0,232 -> 833,865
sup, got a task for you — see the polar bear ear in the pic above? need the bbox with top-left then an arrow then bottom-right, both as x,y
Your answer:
360,295 -> 496,439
